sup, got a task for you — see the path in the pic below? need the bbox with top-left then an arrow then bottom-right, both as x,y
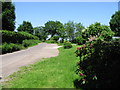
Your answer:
0,43 -> 60,80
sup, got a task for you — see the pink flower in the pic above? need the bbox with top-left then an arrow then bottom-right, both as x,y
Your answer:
77,47 -> 82,50
82,79 -> 86,81
80,73 -> 84,76
89,44 -> 93,48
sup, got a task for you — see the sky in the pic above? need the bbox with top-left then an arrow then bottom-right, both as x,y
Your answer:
13,1 -> 118,30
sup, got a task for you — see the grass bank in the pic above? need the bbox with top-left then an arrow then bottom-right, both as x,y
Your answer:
3,46 -> 79,88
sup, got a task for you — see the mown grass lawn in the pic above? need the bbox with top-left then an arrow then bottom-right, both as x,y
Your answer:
3,45 -> 79,88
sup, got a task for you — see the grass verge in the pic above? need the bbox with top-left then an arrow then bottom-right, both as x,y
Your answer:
3,46 -> 79,88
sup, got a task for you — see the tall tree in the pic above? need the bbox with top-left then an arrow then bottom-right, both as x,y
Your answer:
109,11 -> 120,36
17,21 -> 33,34
57,27 -> 66,43
44,21 -> 63,37
64,21 -> 75,41
33,26 -> 47,40
75,23 -> 85,38
2,1 -> 16,31
82,22 -> 115,41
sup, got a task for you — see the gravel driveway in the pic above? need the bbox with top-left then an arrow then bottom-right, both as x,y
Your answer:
0,43 -> 60,79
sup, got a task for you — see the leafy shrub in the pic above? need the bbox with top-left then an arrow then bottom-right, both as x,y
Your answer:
75,37 -> 86,45
45,40 -> 56,43
75,40 -> 120,88
109,11 -> 120,36
50,36 -> 59,42
1,43 -> 24,54
22,40 -> 40,47
1,30 -> 39,44
64,42 -> 72,49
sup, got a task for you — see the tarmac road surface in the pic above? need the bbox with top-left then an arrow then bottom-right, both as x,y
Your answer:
0,43 -> 60,79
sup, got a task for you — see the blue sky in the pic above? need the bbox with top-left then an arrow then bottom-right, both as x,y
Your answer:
13,2 -> 118,30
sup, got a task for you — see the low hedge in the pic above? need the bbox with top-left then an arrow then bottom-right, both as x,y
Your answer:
1,43 -> 24,54
45,40 -> 56,43
1,30 -> 39,44
64,42 -> 72,49
22,40 -> 40,47
1,40 -> 41,54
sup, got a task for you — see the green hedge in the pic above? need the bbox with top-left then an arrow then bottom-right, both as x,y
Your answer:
45,40 -> 56,43
22,39 -> 40,47
0,40 -> 41,54
64,42 -> 72,49
1,30 -> 39,44
1,43 -> 24,54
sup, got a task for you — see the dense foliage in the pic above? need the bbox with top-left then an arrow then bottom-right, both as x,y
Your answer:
1,30 -> 39,44
64,21 -> 75,41
33,26 -> 47,40
1,39 -> 40,54
17,21 -> 34,34
22,39 -> 40,47
50,36 -> 59,42
45,40 -> 56,43
2,1 -> 16,31
1,43 -> 24,54
44,21 -> 63,37
81,23 -> 115,42
75,39 -> 120,88
74,37 -> 86,45
109,11 -> 120,36
64,42 -> 72,49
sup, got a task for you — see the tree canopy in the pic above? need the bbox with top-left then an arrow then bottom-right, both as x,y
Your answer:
17,21 -> 33,34
75,23 -> 85,38
33,26 -> 47,40
44,21 -> 63,38
109,11 -> 120,36
2,1 -> 16,31
64,21 -> 75,41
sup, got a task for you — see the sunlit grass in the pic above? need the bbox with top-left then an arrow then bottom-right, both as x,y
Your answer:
3,46 -> 79,88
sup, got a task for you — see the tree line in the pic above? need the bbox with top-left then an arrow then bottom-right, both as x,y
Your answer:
1,1 -> 120,43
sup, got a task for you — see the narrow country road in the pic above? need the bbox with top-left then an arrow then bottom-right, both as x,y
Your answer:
0,43 -> 60,79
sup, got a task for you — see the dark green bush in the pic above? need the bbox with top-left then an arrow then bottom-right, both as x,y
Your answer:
1,43 -> 24,54
1,40 -> 40,54
22,40 -> 40,47
50,36 -> 59,42
64,42 -> 72,49
75,40 -> 120,88
45,40 -> 56,43
75,37 -> 86,45
1,30 -> 39,44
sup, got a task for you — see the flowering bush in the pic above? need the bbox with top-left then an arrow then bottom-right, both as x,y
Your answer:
75,40 -> 120,88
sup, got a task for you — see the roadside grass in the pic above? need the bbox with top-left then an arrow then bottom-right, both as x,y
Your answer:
3,45 -> 79,88
0,84 -> 2,89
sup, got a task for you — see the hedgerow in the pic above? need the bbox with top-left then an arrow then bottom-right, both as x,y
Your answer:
1,43 -> 24,54
1,30 -> 39,44
22,39 -> 40,47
